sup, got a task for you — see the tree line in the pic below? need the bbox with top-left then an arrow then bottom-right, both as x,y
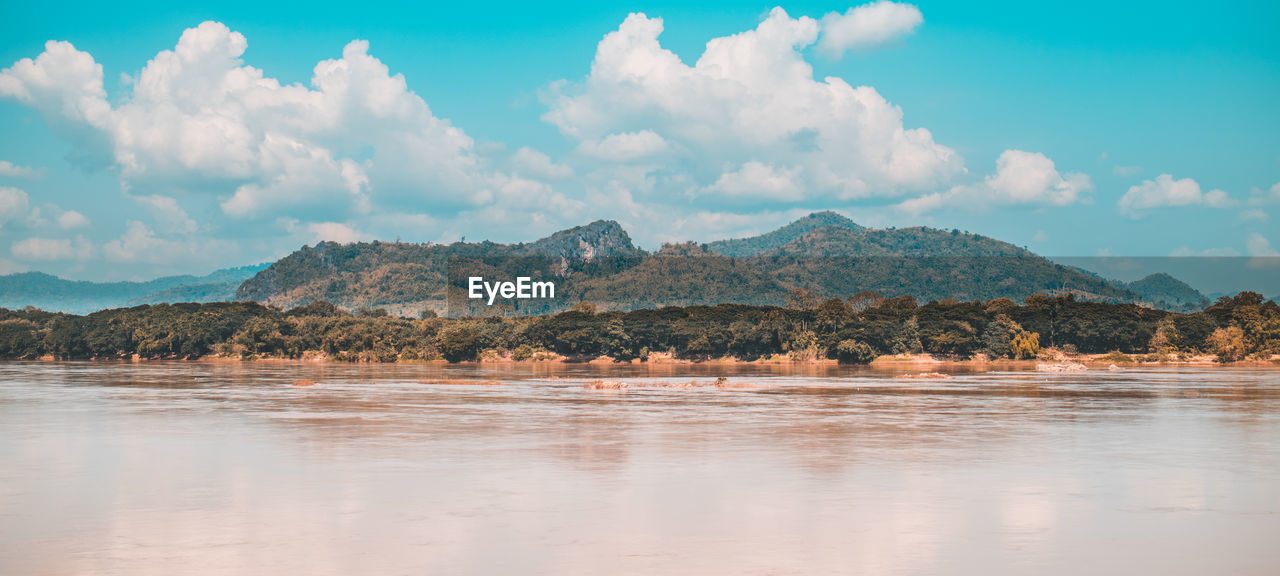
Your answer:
0,291 -> 1276,364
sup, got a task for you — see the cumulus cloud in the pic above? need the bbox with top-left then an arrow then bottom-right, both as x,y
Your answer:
1118,174 -> 1233,217
1246,182 -> 1280,206
577,130 -> 669,162
702,161 -> 803,201
11,235 -> 94,261
543,7 -> 961,206
0,20 -> 601,277
1239,209 -> 1268,222
0,187 -> 30,225
218,134 -> 372,220
129,194 -> 196,234
1246,233 -> 1278,257
100,220 -> 225,264
510,147 -> 573,180
897,150 -> 1092,214
56,210 -> 90,229
817,1 -> 923,57
0,41 -> 112,129
307,222 -> 369,244
0,160 -> 39,177
0,21 -> 509,220
985,150 -> 1092,205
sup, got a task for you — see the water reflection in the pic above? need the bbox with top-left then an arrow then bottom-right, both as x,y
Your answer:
0,362 -> 1278,575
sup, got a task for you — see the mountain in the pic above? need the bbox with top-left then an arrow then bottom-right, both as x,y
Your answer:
754,225 -> 1134,303
234,220 -> 643,315
1127,273 -> 1208,311
704,211 -> 865,257
522,220 -> 641,261
233,214 -> 1140,316
0,264 -> 269,314
767,225 -> 1025,257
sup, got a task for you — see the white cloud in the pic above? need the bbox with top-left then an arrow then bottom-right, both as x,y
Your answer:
1203,188 -> 1233,208
985,150 -> 1092,205
131,194 -> 196,234
897,150 -> 1092,214
1169,246 -> 1241,257
510,147 -> 573,180
702,161 -> 802,201
577,130 -> 669,162
0,40 -> 112,130
1247,182 -> 1280,206
1246,233 -> 1278,257
1239,209 -> 1268,222
1119,174 -> 1233,217
101,221 -> 220,264
0,21 -> 508,222
307,222 -> 369,244
56,210 -> 89,229
0,186 -> 30,225
1111,165 -> 1141,177
817,1 -> 923,58
11,235 -> 94,261
0,160 -> 39,177
542,8 -> 962,205
218,134 -> 372,220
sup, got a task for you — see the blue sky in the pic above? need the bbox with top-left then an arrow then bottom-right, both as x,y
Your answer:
1,0 -> 1277,280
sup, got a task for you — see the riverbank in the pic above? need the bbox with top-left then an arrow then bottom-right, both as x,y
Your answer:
25,350 -> 1280,368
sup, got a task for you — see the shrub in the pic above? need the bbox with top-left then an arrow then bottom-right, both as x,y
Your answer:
438,326 -> 482,362
1207,326 -> 1247,363
1100,350 -> 1133,363
1010,330 -> 1041,360
835,339 -> 877,364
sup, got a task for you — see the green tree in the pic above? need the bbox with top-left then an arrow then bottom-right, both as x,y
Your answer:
1207,326 -> 1247,363
835,339 -> 876,364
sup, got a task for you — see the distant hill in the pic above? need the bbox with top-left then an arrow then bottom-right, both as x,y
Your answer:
767,226 -> 1025,257
753,225 -> 1134,303
0,264 -> 268,314
704,211 -> 865,257
233,214 -> 1140,316
234,220 -> 644,315
1127,272 -> 1208,312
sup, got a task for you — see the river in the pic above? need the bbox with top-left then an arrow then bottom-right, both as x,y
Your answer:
1,362 -> 1277,575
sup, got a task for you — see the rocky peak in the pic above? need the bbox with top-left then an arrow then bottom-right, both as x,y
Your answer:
523,220 -> 637,262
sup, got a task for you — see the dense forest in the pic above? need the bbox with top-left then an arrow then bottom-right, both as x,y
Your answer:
1,291 -> 1275,364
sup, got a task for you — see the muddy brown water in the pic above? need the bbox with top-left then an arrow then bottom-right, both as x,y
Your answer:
1,361 -> 1277,575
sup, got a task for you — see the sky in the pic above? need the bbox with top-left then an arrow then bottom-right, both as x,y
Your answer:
0,0 -> 1277,281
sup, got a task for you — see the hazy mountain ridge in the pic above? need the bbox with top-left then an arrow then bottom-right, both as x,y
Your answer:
0,264 -> 269,314
1126,272 -> 1208,311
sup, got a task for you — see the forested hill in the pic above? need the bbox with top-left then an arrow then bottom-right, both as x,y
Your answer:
767,225 -> 1027,257
1126,273 -> 1208,311
0,264 -> 268,314
232,214 -> 1145,316
704,211 -> 864,257
749,225 -> 1134,303
233,220 -> 643,314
